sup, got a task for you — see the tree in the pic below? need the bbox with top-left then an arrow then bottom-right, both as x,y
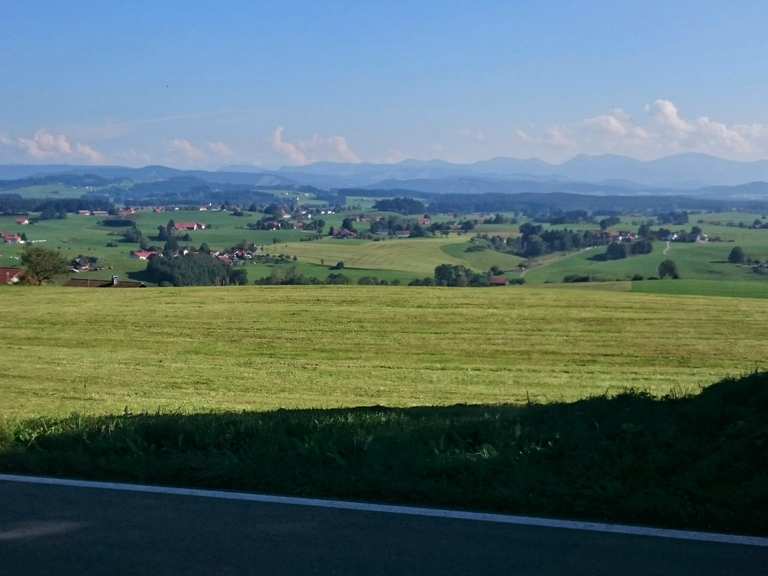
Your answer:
605,242 -> 628,260
229,268 -> 249,285
409,223 -> 427,238
21,246 -> 68,284
630,239 -> 653,255
522,235 -> 545,257
599,216 -> 621,230
728,246 -> 746,264
637,223 -> 652,238
163,236 -> 179,255
341,217 -> 357,232
658,259 -> 680,279
373,197 -> 425,214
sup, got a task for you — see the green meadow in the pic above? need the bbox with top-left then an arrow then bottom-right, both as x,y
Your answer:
1,285 -> 765,419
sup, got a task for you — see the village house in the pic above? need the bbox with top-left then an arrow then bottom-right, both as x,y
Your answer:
333,228 -> 358,239
1,232 -> 24,245
489,275 -> 509,287
132,250 -> 158,261
419,214 -> 432,226
174,222 -> 207,231
15,217 -> 30,225
0,267 -> 23,284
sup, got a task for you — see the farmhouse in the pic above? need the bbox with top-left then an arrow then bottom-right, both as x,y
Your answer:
1,232 -> 24,245
174,222 -> 207,231
333,228 -> 358,239
15,217 -> 30,225
132,250 -> 158,261
489,275 -> 509,286
0,267 -> 23,284
419,214 -> 432,226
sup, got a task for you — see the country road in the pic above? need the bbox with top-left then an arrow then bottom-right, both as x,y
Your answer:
1,478 -> 765,575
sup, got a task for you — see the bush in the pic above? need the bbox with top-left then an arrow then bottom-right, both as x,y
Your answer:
327,273 -> 350,285
563,274 -> 591,283
658,259 -> 680,279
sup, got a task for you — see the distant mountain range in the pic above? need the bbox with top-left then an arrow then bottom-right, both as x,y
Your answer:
3,153 -> 768,200
270,153 -> 768,189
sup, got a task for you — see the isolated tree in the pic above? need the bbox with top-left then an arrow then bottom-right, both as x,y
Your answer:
728,246 -> 746,264
21,246 -> 68,284
658,259 -> 680,279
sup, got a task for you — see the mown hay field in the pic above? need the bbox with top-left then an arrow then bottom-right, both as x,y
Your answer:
0,285 -> 766,418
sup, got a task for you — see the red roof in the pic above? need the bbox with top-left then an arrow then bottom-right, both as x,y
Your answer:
489,275 -> 509,286
133,250 -> 157,259
0,267 -> 23,284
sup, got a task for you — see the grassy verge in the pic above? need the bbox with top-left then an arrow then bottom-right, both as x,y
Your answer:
2,372 -> 766,535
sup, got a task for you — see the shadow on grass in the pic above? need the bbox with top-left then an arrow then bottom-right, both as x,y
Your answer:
126,269 -> 155,283
1,372 -> 766,535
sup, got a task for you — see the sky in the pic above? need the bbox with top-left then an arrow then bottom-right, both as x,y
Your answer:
1,1 -> 768,168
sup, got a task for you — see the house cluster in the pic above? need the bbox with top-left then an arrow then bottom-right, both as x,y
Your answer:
69,255 -> 100,273
77,209 -> 109,216
602,230 -> 638,243
332,228 -> 358,239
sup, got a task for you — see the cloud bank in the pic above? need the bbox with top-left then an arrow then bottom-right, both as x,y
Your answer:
0,130 -> 106,164
272,127 -> 360,165
514,99 -> 768,161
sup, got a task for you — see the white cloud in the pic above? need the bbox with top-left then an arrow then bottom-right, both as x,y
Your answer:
207,141 -> 234,158
271,127 -> 360,165
513,100 -> 768,160
651,99 -> 693,135
168,138 -> 207,163
4,129 -> 107,163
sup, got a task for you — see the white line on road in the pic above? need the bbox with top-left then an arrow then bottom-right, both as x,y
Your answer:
1,473 -> 766,547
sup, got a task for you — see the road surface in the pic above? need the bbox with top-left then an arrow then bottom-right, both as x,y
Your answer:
1,479 -> 765,575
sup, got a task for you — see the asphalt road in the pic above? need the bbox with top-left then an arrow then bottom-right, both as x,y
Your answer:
1,481 -> 766,575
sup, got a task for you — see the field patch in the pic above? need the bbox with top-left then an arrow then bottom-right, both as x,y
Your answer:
0,286 -> 766,418
265,237 -> 470,275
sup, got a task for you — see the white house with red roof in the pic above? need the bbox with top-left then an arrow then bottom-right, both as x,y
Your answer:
0,267 -> 23,284
132,250 -> 158,261
1,232 -> 24,245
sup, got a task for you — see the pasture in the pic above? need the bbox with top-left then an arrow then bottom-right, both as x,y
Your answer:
0,285 -> 765,419
265,236 -> 473,275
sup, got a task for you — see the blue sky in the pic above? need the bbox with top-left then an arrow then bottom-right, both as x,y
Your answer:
1,1 -> 767,167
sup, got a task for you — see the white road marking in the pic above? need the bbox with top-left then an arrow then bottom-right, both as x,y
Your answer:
1,473 -> 766,547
